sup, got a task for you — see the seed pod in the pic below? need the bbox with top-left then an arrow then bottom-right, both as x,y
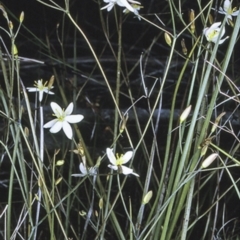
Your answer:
48,75 -> 54,89
181,38 -> 188,55
189,9 -> 195,33
211,112 -> 226,133
119,112 -> 129,133
55,177 -> 62,185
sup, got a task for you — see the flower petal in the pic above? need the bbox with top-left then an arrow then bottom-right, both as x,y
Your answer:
43,89 -> 55,95
39,91 -> 44,102
108,164 -> 118,171
209,22 -> 221,30
62,121 -> 73,139
65,114 -> 84,123
219,36 -> 229,44
50,121 -> 63,133
43,119 -> 58,128
65,102 -> 73,115
79,163 -> 87,175
121,166 -> 139,176
223,0 -> 231,12
106,148 -> 117,165
71,173 -> 86,177
117,0 -> 134,12
121,151 -> 133,164
231,11 -> 239,16
27,87 -> 38,92
50,102 -> 63,117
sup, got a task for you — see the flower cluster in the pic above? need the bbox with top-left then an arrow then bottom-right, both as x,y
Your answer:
43,102 -> 84,139
101,0 -> 141,17
212,0 -> 239,25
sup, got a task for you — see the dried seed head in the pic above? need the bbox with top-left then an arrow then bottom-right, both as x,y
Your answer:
119,112 -> 129,133
208,14 -> 214,25
181,38 -> 188,55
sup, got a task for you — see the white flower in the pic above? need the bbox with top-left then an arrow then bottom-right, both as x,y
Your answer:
71,163 -> 96,177
203,22 -> 229,44
106,148 -> 139,176
212,0 -> 239,25
27,79 -> 54,102
43,102 -> 84,139
101,0 -> 141,16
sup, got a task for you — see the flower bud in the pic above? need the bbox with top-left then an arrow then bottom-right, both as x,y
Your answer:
9,21 -> 13,30
143,190 -> 153,204
12,44 -> 18,56
24,127 -> 29,138
201,153 -> 218,168
164,32 -> 172,46
56,160 -> 64,166
99,198 -> 103,209
19,11 -> 24,23
180,105 -> 192,123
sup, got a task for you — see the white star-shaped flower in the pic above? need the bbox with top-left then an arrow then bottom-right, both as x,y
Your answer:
43,102 -> 84,139
101,0 -> 141,16
27,79 -> 54,102
203,22 -> 229,44
106,148 -> 139,176
71,163 -> 97,177
212,0 -> 239,25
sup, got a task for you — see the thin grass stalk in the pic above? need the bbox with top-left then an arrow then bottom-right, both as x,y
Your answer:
34,12 -> 131,239
160,22 -> 223,240
19,126 -> 69,239
100,10 -> 123,240
64,20 -> 78,237
135,51 -> 163,237
117,175 -> 135,236
180,175 -> 195,240
165,17 -> 238,239
137,35 -> 177,239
